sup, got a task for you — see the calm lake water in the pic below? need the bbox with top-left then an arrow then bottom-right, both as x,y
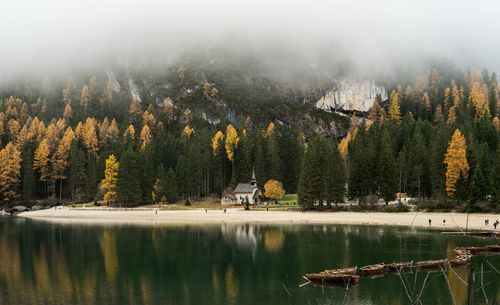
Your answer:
0,216 -> 499,305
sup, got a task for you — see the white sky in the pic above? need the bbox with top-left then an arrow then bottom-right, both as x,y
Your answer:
1,0 -> 499,76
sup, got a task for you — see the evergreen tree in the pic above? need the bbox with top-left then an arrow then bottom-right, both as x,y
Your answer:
490,150 -> 500,204
376,131 -> 397,203
165,167 -> 179,204
469,164 -> 486,205
348,123 -> 373,203
21,143 -> 35,203
116,148 -> 142,206
326,139 -> 346,205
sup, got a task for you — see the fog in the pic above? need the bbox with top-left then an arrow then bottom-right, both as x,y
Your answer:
1,0 -> 500,79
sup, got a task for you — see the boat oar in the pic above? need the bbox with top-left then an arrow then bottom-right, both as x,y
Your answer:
299,276 -> 311,287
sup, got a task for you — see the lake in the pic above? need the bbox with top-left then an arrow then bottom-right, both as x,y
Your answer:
0,216 -> 499,304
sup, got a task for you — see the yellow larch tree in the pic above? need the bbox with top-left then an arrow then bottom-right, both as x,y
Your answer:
182,125 -> 194,139
0,142 -> 22,202
422,92 -> 432,113
123,124 -> 135,142
108,119 -> 120,141
82,118 -> 98,155
62,88 -> 71,106
434,105 -> 444,122
211,131 -> 224,156
469,82 -> 490,120
225,124 -> 239,174
99,117 -> 110,148
45,123 -> 59,152
34,138 -> 51,196
388,91 -> 402,124
7,119 -> 21,143
493,117 -> 500,132
128,97 -> 142,127
74,121 -> 83,140
63,103 -> 72,121
101,154 -> 119,204
88,75 -> 97,100
266,122 -> 275,136
444,129 -> 470,197
80,85 -> 90,113
140,125 -> 152,150
142,111 -> 156,129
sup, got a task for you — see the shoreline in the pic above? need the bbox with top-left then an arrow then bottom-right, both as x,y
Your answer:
15,208 -> 500,231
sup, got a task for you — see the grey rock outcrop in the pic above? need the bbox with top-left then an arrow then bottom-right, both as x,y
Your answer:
315,79 -> 387,113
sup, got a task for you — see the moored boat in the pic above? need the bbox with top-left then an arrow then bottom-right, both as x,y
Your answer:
462,246 -> 485,253
324,267 -> 357,275
449,257 -> 468,266
305,273 -> 360,284
486,245 -> 500,252
359,263 -> 385,275
469,231 -> 493,237
416,259 -> 447,269
385,261 -> 413,271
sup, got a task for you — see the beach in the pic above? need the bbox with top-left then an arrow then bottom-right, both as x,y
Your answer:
17,207 -> 500,230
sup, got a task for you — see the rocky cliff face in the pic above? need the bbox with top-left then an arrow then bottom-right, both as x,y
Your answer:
315,79 -> 387,113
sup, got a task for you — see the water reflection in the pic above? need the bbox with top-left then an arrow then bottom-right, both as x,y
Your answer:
0,217 -> 499,305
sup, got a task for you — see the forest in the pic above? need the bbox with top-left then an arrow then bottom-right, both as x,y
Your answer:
0,64 -> 499,211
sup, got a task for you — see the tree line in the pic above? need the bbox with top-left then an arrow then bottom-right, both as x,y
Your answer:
0,68 -> 499,209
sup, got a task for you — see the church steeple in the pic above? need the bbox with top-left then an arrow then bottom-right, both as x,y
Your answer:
250,167 -> 257,187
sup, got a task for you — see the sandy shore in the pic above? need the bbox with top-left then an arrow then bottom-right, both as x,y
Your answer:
16,207 -> 500,231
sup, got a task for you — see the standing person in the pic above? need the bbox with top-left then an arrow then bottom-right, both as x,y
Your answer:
428,219 -> 431,226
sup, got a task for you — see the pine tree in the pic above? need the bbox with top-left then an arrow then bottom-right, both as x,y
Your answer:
444,129 -> 470,197
326,139 -> 346,205
298,136 -> 328,208
165,167 -> 178,204
116,148 -> 142,206
490,150 -> 500,204
376,132 -> 397,203
153,163 -> 168,202
101,154 -> 119,204
69,142 -> 86,201
469,164 -> 486,205
21,143 -> 35,203
52,127 -> 75,201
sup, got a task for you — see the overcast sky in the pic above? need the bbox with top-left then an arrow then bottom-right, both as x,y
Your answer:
1,0 -> 499,77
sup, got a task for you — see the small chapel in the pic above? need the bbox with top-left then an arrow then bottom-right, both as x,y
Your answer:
221,169 -> 262,206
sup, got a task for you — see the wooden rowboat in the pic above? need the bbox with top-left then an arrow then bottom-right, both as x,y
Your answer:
385,261 -> 413,271
324,267 -> 357,275
469,231 -> 493,237
359,264 -> 385,275
486,245 -> 500,252
305,273 -> 360,284
449,258 -> 468,266
462,246 -> 485,253
416,259 -> 447,269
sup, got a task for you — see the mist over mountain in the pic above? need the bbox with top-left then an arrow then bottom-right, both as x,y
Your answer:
1,0 -> 500,81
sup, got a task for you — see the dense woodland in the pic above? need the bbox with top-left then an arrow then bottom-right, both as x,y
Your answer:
0,64 -> 499,211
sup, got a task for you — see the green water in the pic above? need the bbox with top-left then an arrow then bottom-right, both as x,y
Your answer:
0,216 -> 499,305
